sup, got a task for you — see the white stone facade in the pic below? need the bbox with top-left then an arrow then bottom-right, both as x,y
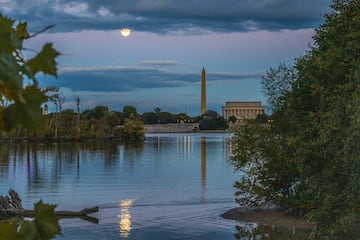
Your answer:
222,101 -> 265,121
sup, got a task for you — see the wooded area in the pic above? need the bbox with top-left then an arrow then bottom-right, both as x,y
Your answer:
231,1 -> 360,239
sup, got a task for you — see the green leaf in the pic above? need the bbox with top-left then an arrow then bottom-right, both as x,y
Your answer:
33,200 -> 61,239
2,85 -> 48,131
3,102 -> 46,131
26,43 -> 60,77
0,15 -> 21,53
0,15 -> 59,133
0,222 -> 18,240
23,85 -> 48,107
19,221 -> 39,240
16,22 -> 30,40
0,52 -> 23,99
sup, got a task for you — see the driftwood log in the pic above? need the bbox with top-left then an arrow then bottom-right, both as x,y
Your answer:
0,189 -> 23,210
0,190 -> 99,223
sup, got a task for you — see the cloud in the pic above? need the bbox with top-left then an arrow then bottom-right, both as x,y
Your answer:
2,0 -> 331,34
138,60 -> 185,68
39,65 -> 262,92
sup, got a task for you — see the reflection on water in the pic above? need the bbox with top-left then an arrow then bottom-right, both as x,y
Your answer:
0,133 -> 242,239
201,136 -> 206,202
234,223 -> 310,240
118,199 -> 135,238
176,135 -> 192,160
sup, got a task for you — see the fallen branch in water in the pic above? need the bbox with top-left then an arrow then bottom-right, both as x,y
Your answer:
0,190 -> 99,224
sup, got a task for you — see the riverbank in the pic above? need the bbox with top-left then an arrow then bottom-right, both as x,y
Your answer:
0,129 -> 231,143
0,136 -> 143,143
221,207 -> 312,230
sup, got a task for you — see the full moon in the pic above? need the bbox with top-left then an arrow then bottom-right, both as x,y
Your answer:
120,28 -> 131,37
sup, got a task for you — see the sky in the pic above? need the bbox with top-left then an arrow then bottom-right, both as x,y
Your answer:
1,0 -> 331,116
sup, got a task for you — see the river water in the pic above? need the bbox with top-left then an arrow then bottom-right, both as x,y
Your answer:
1,133 -> 243,239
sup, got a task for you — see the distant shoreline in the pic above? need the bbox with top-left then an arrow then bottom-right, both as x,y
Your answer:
0,131 -> 233,143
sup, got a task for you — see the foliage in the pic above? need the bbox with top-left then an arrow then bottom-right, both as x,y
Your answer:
198,110 -> 228,130
232,121 -> 303,214
141,109 -> 192,124
290,0 -> 360,237
0,201 -> 61,240
231,0 -> 360,238
79,106 -> 115,138
261,62 -> 296,112
228,116 -> 237,123
142,111 -> 158,124
0,14 -> 62,239
122,105 -> 137,119
121,118 -> 144,140
55,109 -> 77,137
254,112 -> 269,123
0,14 -> 59,133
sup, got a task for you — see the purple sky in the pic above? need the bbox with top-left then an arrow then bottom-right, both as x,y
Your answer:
1,0 -> 331,116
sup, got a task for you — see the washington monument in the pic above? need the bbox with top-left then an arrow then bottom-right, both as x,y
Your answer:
201,68 -> 206,115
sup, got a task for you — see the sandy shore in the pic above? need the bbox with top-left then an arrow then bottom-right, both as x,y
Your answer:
221,207 -> 312,230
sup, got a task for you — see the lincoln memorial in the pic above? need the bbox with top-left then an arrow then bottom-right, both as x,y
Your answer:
222,101 -> 265,121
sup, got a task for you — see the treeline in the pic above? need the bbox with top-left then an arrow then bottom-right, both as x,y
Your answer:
4,105 -> 230,141
231,1 -> 360,239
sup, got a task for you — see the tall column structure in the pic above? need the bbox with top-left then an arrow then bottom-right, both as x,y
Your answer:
201,67 -> 206,115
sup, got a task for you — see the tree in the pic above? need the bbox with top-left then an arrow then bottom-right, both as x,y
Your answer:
198,110 -> 228,130
228,116 -> 237,123
56,109 -> 77,137
123,105 -> 137,119
142,111 -> 158,124
231,62 -> 301,213
231,1 -> 360,238
158,111 -> 175,123
289,0 -> 360,237
92,105 -> 109,120
50,93 -> 65,138
261,62 -> 296,112
154,107 -> 161,114
254,113 -> 268,123
0,15 -> 60,133
232,120 -> 301,213
121,118 -> 144,140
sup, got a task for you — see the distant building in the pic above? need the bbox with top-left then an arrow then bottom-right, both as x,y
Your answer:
43,104 -> 48,115
222,101 -> 265,121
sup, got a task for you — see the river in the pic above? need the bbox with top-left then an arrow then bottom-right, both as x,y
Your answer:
1,133 -> 245,239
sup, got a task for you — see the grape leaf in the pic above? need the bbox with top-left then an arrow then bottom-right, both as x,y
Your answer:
0,222 -> 18,240
33,201 -> 62,239
19,221 -> 39,240
16,22 -> 30,40
0,15 -> 20,53
26,43 -> 60,77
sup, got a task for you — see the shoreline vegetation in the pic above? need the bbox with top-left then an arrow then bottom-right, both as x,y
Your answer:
0,108 -> 232,143
228,1 -> 360,238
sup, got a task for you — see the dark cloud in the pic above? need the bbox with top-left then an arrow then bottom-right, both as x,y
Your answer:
139,60 -> 185,68
2,0 -> 331,33
38,66 -> 262,92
